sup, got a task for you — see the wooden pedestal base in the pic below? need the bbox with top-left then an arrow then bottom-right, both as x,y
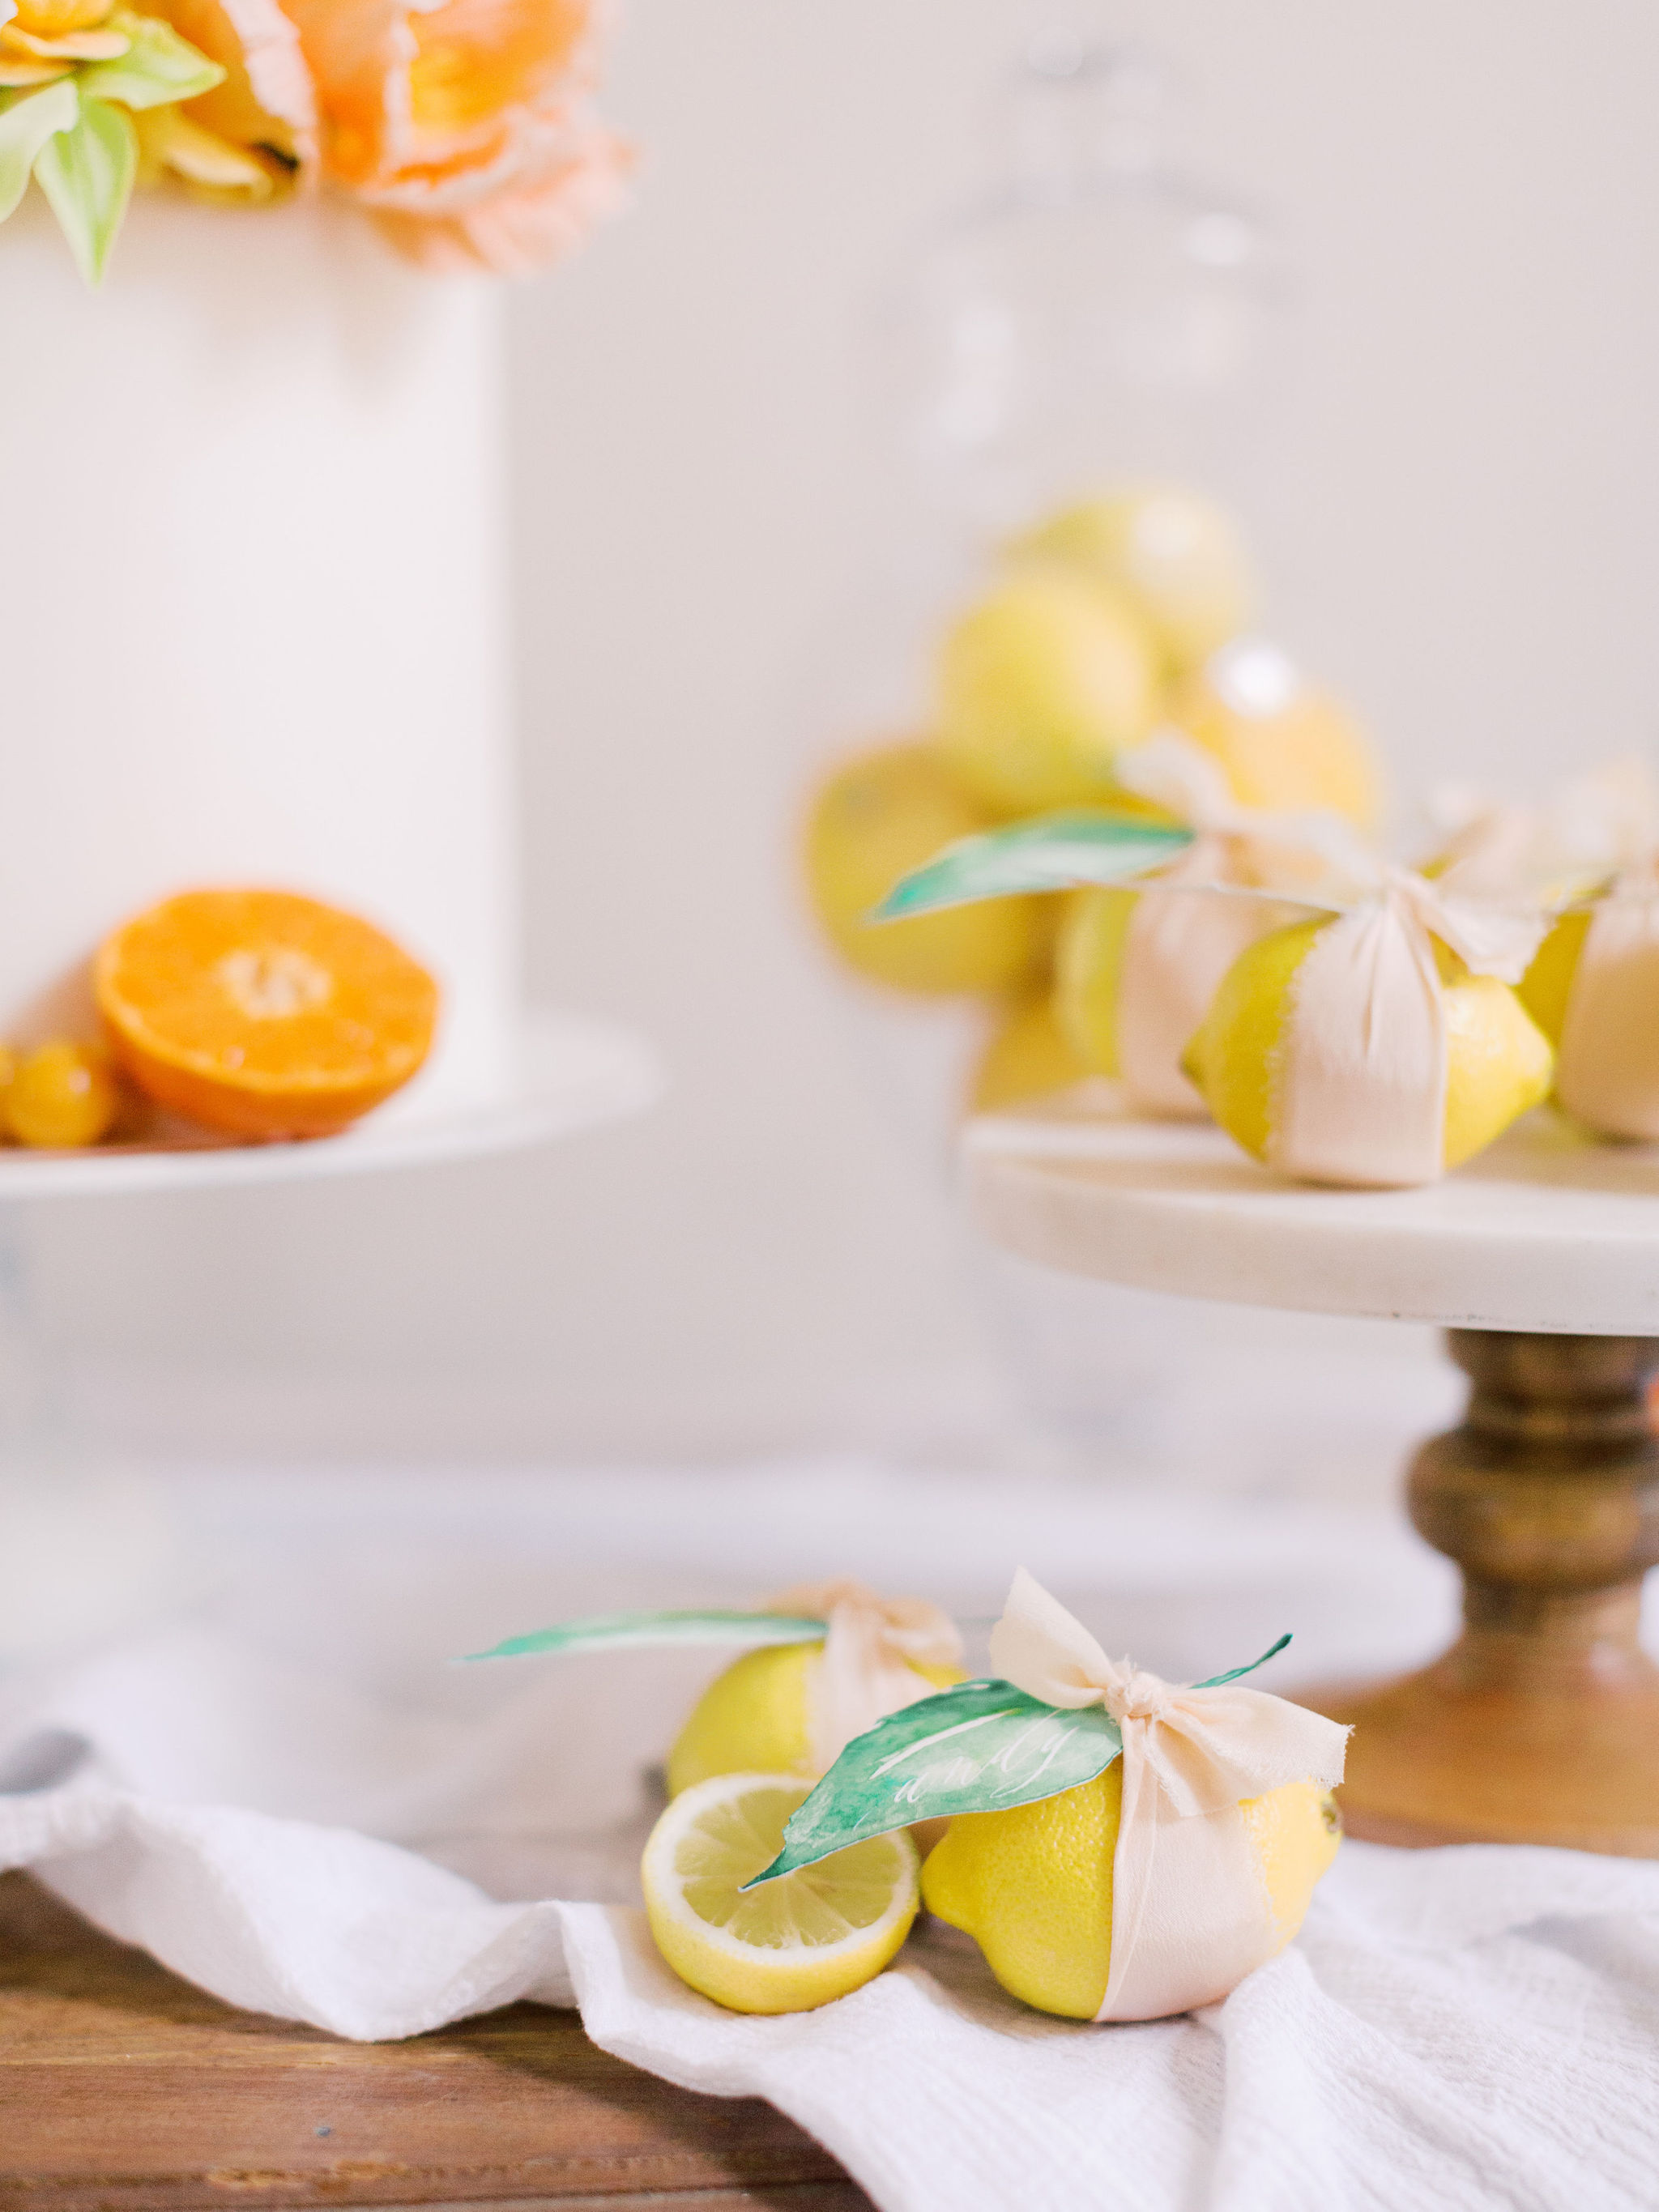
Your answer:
1303,1332 -> 1659,1856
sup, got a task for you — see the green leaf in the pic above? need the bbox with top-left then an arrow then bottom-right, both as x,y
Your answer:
744,1677 -> 1123,1886
0,78 -> 76,223
33,92 -> 134,283
872,812 -> 1195,921
1192,1632 -> 1292,1690
462,1609 -> 828,1662
77,12 -> 223,110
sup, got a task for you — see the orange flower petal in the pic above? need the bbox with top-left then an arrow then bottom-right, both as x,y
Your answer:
283,0 -> 625,271
407,0 -> 585,138
147,0 -> 318,173
372,113 -> 630,275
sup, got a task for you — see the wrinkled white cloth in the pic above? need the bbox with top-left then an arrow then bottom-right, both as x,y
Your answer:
3,1753 -> 1659,2212
0,1464 -> 1656,2212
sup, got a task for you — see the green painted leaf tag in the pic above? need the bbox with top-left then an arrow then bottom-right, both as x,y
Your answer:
33,92 -> 134,283
872,811 -> 1194,921
77,12 -> 223,110
0,79 -> 77,223
1192,1632 -> 1291,1690
744,1677 -> 1123,1886
463,1609 -> 828,1662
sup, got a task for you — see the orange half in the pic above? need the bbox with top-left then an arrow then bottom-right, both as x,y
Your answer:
96,889 -> 440,1140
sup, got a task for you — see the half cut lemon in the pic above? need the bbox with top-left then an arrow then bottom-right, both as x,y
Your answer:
642,1772 -> 919,2014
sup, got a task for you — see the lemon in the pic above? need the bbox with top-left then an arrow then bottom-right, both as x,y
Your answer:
937,569 -> 1161,816
1054,880 -> 1287,1113
1516,909 -> 1593,1047
804,743 -> 1044,995
1054,887 -> 1137,1076
970,990 -> 1092,1111
1017,486 -> 1255,676
921,1765 -> 1340,2019
1184,918 -> 1555,1173
1171,641 -> 1380,830
667,1643 -> 964,1798
642,1773 -> 920,2014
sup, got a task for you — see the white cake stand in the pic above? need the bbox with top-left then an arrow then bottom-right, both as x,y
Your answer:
0,1010 -> 659,1660
966,1088 -> 1659,1856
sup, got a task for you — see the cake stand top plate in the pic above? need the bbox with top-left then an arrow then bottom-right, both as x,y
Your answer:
0,1011 -> 657,1202
965,1085 -> 1659,1336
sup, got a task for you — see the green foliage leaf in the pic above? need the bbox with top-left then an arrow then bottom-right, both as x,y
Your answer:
0,79 -> 76,222
33,92 -> 134,283
77,11 -> 223,109
745,1678 -> 1123,1886
463,1609 -> 828,1662
1192,1633 -> 1292,1690
872,812 -> 1195,921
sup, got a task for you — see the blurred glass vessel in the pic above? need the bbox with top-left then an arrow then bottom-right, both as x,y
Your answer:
881,28 -> 1286,558
794,20 -> 1311,1461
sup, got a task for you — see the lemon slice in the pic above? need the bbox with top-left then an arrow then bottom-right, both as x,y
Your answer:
642,1772 -> 919,2014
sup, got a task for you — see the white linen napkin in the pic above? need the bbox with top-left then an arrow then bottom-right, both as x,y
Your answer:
4,1741 -> 1658,2212
0,1461 -> 1651,2212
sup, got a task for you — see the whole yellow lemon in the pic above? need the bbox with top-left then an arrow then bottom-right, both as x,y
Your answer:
1053,887 -> 1137,1076
804,743 -> 1045,995
921,1763 -> 1341,2019
1516,905 -> 1659,1139
937,569 -> 1161,816
1184,918 -> 1554,1174
666,1643 -> 964,1800
1171,640 -> 1381,830
1017,486 -> 1256,676
970,989 -> 1092,1112
1516,909 -> 1593,1049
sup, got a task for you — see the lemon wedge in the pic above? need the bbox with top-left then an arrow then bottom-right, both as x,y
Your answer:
642,1773 -> 920,2014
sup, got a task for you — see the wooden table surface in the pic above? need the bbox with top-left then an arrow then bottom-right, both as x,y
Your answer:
0,1873 -> 870,2212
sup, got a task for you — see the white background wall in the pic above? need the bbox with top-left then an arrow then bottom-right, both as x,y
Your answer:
32,0 -> 1659,1468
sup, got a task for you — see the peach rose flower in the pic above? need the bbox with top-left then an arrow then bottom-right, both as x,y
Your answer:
277,0 -> 630,275
146,0 -> 318,195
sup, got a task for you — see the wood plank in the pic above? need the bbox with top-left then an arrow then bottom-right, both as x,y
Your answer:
0,1873 -> 869,2211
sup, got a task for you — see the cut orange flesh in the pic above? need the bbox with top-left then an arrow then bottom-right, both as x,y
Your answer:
96,889 -> 439,1139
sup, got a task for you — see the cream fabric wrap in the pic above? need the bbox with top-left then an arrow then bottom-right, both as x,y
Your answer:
1269,871 -> 1546,1189
1106,734 -> 1369,1118
1430,757 -> 1659,904
1556,858 -> 1659,1140
989,1568 -> 1348,2024
768,1581 -> 963,1775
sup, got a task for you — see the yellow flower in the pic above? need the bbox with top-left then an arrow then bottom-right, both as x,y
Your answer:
9,0 -> 115,37
0,0 -> 125,84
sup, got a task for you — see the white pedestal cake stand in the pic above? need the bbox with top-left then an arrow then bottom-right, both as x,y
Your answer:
966,1089 -> 1659,1856
0,1012 -> 658,1660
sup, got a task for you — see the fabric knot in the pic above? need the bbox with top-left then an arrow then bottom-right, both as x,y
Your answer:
1106,1666 -> 1175,1724
766,1579 -> 962,1774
